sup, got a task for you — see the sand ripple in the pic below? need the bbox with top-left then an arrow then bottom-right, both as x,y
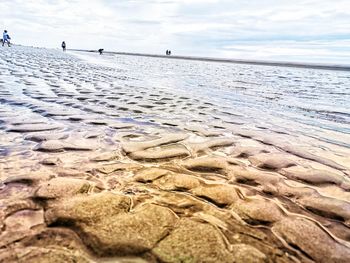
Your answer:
0,46 -> 350,262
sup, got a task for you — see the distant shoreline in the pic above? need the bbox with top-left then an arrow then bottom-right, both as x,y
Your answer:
70,48 -> 350,72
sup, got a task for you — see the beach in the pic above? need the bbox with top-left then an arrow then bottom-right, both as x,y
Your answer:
1,45 -> 350,262
72,48 -> 350,71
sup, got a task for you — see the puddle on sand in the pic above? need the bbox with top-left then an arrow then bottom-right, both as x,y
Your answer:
0,46 -> 350,262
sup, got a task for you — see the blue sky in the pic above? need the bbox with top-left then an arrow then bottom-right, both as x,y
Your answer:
1,0 -> 350,63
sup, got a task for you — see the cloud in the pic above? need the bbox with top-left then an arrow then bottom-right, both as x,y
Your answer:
0,0 -> 349,63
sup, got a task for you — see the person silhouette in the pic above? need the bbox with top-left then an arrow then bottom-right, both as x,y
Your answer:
2,30 -> 11,47
61,41 -> 66,51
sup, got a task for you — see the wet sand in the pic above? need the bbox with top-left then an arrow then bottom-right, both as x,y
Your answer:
72,48 -> 350,71
0,46 -> 350,262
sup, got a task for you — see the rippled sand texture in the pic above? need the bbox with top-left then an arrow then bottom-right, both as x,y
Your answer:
1,46 -> 350,262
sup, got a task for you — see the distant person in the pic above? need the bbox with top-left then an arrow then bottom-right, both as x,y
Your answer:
166,50 -> 169,55
169,50 -> 171,56
2,30 -> 11,47
98,48 -> 104,55
61,41 -> 66,51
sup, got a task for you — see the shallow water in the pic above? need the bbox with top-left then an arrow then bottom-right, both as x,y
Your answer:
0,46 -> 350,262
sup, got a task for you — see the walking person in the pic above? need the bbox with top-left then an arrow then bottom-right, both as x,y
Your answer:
2,30 -> 11,47
61,41 -> 66,51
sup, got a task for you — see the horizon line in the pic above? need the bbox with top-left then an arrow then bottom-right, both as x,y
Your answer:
69,48 -> 350,72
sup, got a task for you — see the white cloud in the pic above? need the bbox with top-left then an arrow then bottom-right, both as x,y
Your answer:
1,0 -> 349,63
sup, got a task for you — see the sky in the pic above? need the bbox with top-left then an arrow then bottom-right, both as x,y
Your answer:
1,0 -> 350,63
